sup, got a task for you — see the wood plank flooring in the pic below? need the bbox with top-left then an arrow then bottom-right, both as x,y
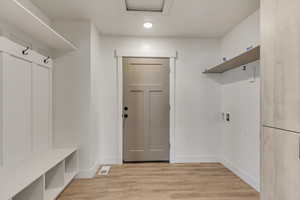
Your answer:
58,163 -> 259,200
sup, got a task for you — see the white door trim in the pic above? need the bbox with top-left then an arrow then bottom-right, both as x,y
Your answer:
115,49 -> 177,164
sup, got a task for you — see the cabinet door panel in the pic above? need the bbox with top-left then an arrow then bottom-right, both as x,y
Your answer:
32,65 -> 51,153
261,0 -> 300,132
2,54 -> 32,167
262,127 -> 300,200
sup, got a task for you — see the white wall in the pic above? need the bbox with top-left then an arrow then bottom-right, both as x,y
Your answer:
53,21 -> 99,178
96,36 -> 222,164
220,10 -> 260,191
221,10 -> 260,61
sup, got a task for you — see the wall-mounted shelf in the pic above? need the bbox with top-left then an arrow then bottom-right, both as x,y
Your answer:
203,46 -> 260,74
0,0 -> 77,56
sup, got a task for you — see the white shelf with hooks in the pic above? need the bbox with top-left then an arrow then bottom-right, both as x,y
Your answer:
203,46 -> 260,74
0,0 -> 77,57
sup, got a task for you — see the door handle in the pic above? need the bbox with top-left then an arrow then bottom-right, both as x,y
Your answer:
124,106 -> 128,111
123,114 -> 128,118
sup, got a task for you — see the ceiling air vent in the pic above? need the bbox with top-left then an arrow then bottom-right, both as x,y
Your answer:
122,0 -> 173,15
125,0 -> 165,12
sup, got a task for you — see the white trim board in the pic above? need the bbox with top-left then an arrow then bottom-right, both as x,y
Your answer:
115,49 -> 177,58
100,156 -> 123,165
76,162 -> 99,179
221,159 -> 260,192
115,49 -> 177,164
175,156 -> 219,163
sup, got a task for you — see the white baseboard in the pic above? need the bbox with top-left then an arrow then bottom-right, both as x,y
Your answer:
175,155 -> 219,163
100,156 -> 122,165
76,162 -> 99,179
221,159 -> 260,192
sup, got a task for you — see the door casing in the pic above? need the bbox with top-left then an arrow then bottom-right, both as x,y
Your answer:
115,50 -> 177,164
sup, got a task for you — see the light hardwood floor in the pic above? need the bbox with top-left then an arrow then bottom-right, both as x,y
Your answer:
58,163 -> 259,200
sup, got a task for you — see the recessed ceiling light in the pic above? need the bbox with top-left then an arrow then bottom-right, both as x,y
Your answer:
144,22 -> 153,29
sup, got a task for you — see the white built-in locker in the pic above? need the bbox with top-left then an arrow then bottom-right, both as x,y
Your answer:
0,36 -> 54,169
32,64 -> 52,153
2,53 -> 33,167
0,37 -> 78,200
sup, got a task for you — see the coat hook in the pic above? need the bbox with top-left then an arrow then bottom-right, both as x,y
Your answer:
43,56 -> 50,64
22,47 -> 30,55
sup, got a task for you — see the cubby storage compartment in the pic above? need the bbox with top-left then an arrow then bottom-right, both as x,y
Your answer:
0,148 -> 78,200
13,176 -> 44,200
44,162 -> 64,200
65,151 -> 78,183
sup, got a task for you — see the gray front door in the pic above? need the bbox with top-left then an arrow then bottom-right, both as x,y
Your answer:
123,57 -> 170,162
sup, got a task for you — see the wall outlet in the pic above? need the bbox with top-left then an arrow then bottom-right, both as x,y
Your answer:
226,112 -> 230,122
246,45 -> 254,51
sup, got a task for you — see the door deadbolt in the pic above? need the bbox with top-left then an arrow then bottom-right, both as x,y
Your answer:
123,114 -> 128,118
124,106 -> 128,111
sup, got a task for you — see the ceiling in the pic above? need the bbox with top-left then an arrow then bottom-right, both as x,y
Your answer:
30,0 -> 259,38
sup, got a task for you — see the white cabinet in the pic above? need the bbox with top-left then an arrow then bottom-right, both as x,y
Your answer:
261,0 -> 300,132
1,53 -> 32,167
262,127 -> 300,200
261,0 -> 300,198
